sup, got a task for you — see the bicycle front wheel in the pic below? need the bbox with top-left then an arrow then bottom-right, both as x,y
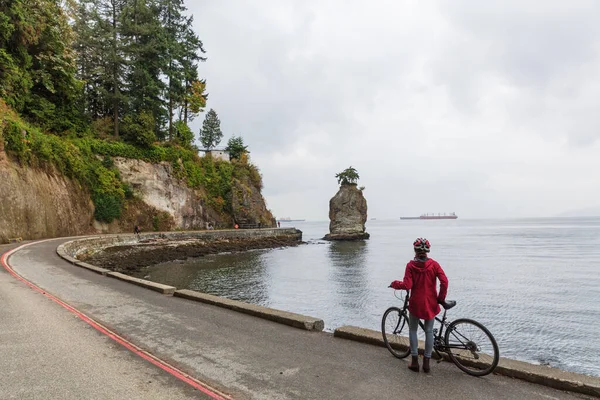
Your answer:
444,318 -> 499,376
381,307 -> 411,359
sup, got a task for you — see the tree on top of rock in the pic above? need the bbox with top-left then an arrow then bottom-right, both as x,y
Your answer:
335,166 -> 360,186
200,109 -> 223,150
225,136 -> 249,160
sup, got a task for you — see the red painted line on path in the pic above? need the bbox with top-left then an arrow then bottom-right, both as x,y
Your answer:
1,241 -> 231,400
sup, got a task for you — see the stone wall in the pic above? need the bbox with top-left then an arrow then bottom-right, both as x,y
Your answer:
61,228 -> 302,259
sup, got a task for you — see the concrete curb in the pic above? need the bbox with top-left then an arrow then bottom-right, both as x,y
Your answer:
56,236 -> 323,331
75,261 -> 109,276
334,326 -> 600,397
57,244 -> 110,275
175,289 -> 324,331
107,272 -> 176,295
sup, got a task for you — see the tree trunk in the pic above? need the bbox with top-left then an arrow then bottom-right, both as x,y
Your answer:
169,78 -> 173,141
183,81 -> 189,124
112,0 -> 119,138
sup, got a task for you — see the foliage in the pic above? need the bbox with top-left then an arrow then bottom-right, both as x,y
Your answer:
186,80 -> 207,120
0,0 -> 82,132
1,109 -> 126,223
121,111 -> 157,147
0,1 -> 270,226
225,136 -> 249,160
200,109 -> 222,150
336,166 -> 360,186
173,120 -> 194,148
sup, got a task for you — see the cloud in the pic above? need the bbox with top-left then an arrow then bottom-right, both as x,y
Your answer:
188,0 -> 600,220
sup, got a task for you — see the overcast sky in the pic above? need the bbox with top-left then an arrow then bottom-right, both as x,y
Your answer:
188,0 -> 600,220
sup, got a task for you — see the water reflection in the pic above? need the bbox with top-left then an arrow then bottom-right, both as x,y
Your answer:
142,250 -> 271,305
327,241 -> 369,314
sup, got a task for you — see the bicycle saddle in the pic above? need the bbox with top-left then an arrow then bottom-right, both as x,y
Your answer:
439,300 -> 457,310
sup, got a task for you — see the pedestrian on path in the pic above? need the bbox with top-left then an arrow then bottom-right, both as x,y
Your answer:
390,238 -> 448,373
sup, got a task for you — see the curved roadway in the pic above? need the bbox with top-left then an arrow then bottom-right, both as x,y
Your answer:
0,239 -> 590,399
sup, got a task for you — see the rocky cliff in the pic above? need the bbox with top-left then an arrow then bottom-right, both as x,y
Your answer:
324,183 -> 369,241
0,143 -> 95,243
0,147 -> 275,243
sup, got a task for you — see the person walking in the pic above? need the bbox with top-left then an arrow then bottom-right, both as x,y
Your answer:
390,238 -> 448,373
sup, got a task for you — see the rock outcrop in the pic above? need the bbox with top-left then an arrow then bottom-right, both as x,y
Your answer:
0,151 -> 275,242
232,177 -> 276,227
112,157 -> 221,231
324,184 -> 369,241
0,158 -> 95,243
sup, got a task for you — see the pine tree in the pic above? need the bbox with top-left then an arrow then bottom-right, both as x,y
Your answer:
121,0 -> 168,139
200,109 -> 222,150
72,0 -> 126,136
0,0 -> 81,132
158,0 -> 206,139
104,0 -> 126,137
179,18 -> 206,124
225,136 -> 249,160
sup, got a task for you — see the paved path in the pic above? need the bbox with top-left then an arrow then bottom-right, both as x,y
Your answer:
0,243 -> 208,400
1,239 -> 591,399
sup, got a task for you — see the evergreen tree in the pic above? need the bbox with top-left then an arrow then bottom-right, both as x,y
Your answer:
102,0 -> 126,137
200,109 -> 222,150
73,0 -> 123,132
0,0 -> 81,132
158,0 -> 206,139
121,0 -> 168,139
225,136 -> 249,160
179,22 -> 206,124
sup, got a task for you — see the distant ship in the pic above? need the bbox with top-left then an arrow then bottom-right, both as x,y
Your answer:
278,217 -> 306,222
400,213 -> 458,220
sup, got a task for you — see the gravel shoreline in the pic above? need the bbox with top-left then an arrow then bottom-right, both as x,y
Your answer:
79,235 -> 301,275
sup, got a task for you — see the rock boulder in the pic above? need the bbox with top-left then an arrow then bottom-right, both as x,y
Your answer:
324,184 -> 369,241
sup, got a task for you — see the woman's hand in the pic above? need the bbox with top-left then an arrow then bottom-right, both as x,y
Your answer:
390,280 -> 404,290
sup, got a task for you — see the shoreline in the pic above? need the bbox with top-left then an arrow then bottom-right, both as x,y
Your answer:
80,235 -> 302,275
55,234 -> 600,395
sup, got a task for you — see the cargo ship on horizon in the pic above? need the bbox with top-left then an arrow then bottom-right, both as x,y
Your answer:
277,217 -> 306,222
400,213 -> 458,220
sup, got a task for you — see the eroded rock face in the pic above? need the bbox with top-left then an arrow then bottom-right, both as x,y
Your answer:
113,157 -> 220,230
0,155 -> 95,243
232,177 -> 276,227
0,151 -> 275,242
324,184 -> 369,241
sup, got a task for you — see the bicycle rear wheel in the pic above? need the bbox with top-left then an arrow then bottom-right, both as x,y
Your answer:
444,318 -> 499,376
381,307 -> 411,359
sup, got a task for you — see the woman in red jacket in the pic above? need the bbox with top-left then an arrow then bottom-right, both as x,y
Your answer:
390,238 -> 448,373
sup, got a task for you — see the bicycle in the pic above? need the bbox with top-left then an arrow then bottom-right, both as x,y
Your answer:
381,289 -> 499,376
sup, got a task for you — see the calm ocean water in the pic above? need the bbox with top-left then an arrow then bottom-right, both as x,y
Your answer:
140,218 -> 600,377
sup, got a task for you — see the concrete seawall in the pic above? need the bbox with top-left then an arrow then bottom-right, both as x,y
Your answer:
55,233 -> 600,397
334,326 -> 600,397
57,229 -> 324,332
60,228 -> 302,259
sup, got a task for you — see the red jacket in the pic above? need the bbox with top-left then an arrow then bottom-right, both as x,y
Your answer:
391,258 -> 448,320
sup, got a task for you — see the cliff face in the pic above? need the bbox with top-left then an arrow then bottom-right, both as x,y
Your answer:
110,157 -> 222,231
324,184 -> 369,240
232,177 -> 276,227
0,149 -> 275,242
0,151 -> 95,243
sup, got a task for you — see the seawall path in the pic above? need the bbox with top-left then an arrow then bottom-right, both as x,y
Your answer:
1,237 -> 597,399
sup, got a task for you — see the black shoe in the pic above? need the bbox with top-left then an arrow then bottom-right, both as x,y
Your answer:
423,357 -> 431,373
408,356 -> 419,372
